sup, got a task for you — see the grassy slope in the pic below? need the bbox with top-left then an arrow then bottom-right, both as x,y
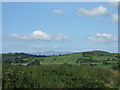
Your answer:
39,51 -> 118,69
2,64 -> 119,88
2,51 -> 119,88
41,53 -> 82,65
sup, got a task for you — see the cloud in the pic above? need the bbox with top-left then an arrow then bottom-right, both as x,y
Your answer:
8,30 -> 69,42
9,30 -> 51,41
54,10 -> 64,15
76,6 -> 109,17
54,34 -> 70,41
76,5 -> 118,24
88,33 -> 117,43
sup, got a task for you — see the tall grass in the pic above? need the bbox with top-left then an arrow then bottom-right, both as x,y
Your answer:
2,64 -> 119,88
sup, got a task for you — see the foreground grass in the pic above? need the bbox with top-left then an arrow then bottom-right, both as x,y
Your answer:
2,64 -> 119,88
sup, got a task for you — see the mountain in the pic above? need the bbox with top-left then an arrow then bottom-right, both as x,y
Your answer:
84,50 -> 110,54
32,50 -> 73,55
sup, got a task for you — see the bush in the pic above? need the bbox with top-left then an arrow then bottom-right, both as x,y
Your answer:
112,64 -> 120,70
2,64 -> 118,88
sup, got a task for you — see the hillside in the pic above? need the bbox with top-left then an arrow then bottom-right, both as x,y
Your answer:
40,51 -> 119,69
2,52 -> 46,63
2,50 -> 119,69
2,50 -> 120,88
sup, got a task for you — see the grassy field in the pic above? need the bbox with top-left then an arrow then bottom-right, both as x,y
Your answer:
2,64 -> 119,88
2,51 -> 120,88
17,51 -> 118,66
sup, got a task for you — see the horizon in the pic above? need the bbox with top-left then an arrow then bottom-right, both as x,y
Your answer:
2,2 -> 118,53
1,50 -> 119,55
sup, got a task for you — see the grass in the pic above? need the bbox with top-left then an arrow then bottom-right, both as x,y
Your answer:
2,64 -> 119,88
39,52 -> 118,67
2,51 -> 119,88
95,64 -> 113,69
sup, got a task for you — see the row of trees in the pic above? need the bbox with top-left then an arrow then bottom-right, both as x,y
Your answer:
3,57 -> 40,66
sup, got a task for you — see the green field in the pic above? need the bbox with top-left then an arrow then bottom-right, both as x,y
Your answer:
2,50 -> 120,88
2,64 -> 119,88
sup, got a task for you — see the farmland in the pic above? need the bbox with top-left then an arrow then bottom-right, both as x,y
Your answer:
2,50 -> 120,88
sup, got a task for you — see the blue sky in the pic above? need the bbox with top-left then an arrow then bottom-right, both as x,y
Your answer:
2,2 -> 118,53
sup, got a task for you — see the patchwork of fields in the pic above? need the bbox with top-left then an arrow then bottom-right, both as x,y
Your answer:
2,51 -> 120,88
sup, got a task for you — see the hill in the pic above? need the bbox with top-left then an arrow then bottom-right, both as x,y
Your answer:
39,51 -> 118,68
2,52 -> 46,63
2,50 -> 119,69
32,50 -> 73,55
2,50 -> 119,88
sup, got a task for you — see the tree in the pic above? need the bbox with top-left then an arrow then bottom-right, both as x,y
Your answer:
34,60 -> 40,66
59,54 -> 62,56
102,61 -> 110,65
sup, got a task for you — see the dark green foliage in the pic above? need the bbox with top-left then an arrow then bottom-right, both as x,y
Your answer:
33,59 -> 40,66
112,64 -> 120,70
2,64 -> 119,88
2,50 -> 120,88
54,59 -> 56,61
2,53 -> 46,64
102,61 -> 111,65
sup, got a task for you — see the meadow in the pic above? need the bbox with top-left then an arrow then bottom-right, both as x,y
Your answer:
2,64 -> 119,88
2,51 -> 120,88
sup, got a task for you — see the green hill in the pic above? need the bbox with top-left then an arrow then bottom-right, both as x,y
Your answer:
39,51 -> 118,69
2,50 -> 119,69
2,50 -> 120,88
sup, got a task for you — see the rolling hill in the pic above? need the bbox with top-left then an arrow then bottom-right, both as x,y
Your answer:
2,50 -> 119,69
2,50 -> 119,88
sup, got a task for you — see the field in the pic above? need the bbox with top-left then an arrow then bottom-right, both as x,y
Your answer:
2,64 -> 119,88
2,51 -> 120,88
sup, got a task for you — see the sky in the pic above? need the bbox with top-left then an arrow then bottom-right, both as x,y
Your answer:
2,2 -> 118,53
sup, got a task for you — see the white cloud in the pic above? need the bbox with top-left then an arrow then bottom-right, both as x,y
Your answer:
54,10 -> 64,15
76,6 -> 109,17
9,30 -> 51,41
9,30 -> 69,41
54,34 -> 70,41
31,30 -> 51,41
88,33 -> 117,43
76,5 -> 118,24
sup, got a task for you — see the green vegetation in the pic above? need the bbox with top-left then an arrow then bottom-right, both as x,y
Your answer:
2,50 -> 120,88
2,64 -> 119,88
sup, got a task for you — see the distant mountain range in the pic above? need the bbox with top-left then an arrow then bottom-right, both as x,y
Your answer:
31,50 -> 113,56
31,50 -> 74,55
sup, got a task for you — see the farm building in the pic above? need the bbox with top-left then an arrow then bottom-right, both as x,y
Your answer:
11,62 -> 33,66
